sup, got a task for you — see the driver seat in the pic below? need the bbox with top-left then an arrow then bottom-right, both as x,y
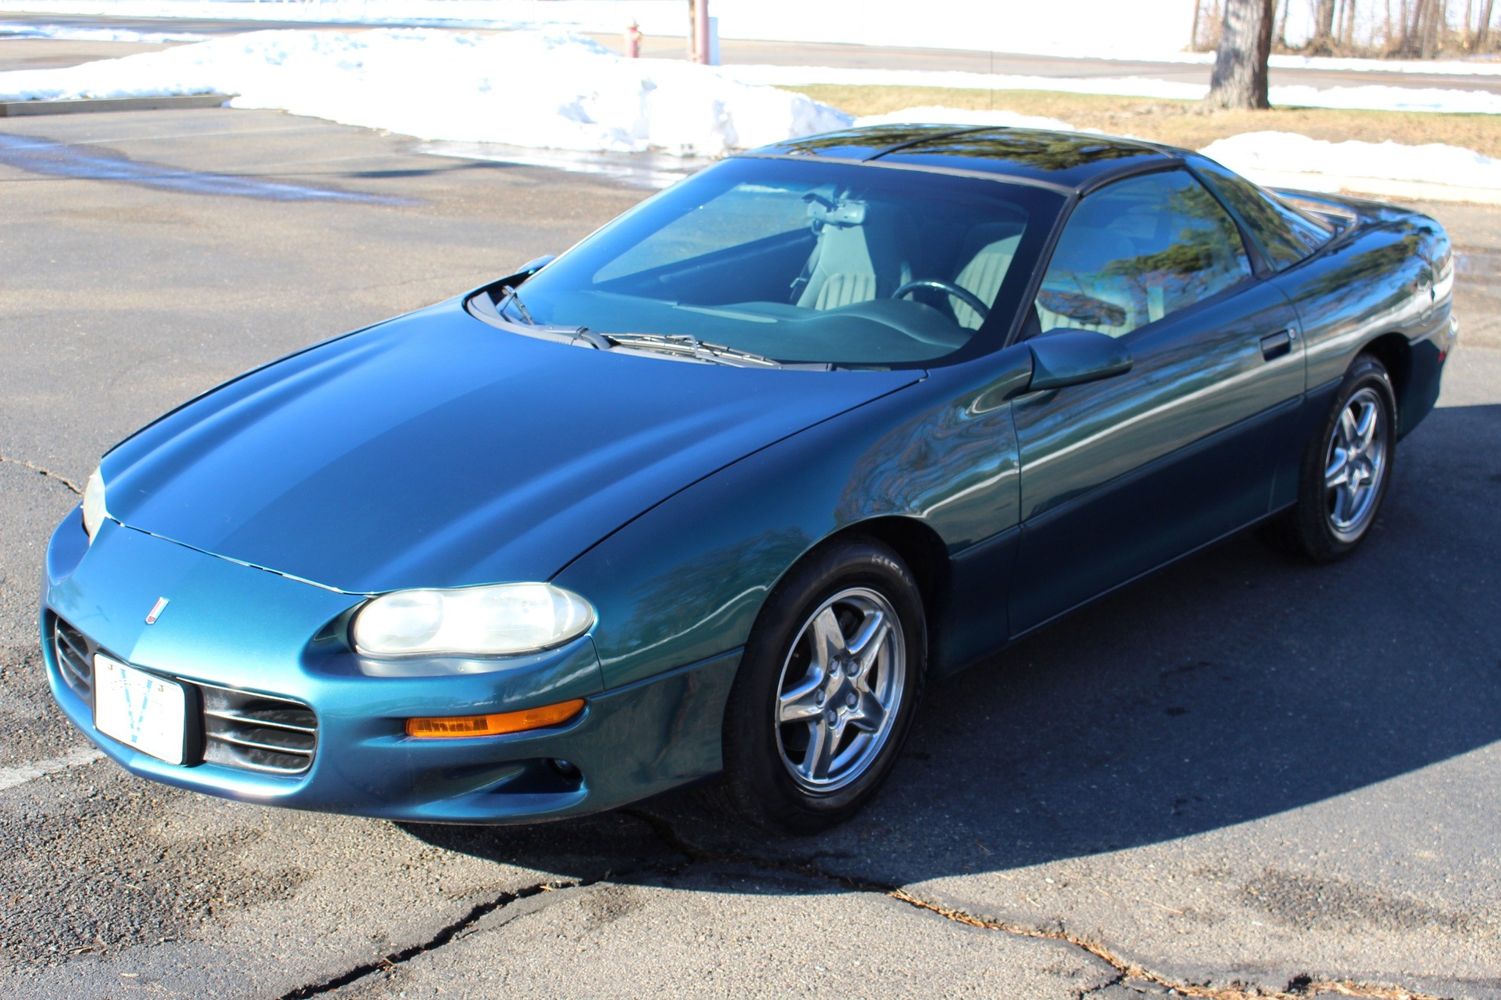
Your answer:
796,200 -> 913,311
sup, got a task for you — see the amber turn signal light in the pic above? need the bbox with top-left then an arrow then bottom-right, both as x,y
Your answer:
405,698 -> 585,739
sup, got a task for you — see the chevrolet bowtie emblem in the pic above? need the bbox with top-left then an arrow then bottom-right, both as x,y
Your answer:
145,597 -> 170,625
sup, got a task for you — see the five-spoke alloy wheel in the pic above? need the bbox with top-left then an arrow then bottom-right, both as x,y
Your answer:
1271,353 -> 1398,561
774,587 -> 906,793
720,538 -> 925,833
1324,386 -> 1389,542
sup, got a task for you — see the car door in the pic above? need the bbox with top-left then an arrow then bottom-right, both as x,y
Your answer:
1008,167 -> 1304,634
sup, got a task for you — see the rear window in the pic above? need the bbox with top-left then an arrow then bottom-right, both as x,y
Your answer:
1191,156 -> 1333,270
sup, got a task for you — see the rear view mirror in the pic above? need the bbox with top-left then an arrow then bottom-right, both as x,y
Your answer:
1027,329 -> 1132,391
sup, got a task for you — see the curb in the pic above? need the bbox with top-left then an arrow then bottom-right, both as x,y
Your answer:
0,93 -> 232,117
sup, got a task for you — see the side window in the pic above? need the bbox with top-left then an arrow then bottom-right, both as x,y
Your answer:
1192,156 -> 1332,269
1033,170 -> 1253,339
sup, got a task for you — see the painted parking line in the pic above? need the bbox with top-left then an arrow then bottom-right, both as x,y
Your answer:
0,745 -> 104,793
0,131 -> 412,203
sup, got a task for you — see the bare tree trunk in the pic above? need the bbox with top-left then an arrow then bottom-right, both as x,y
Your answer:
1192,0 -> 1203,49
1275,0 -> 1293,46
1312,0 -> 1338,49
1422,0 -> 1442,56
1480,0 -> 1496,46
1193,0 -> 1228,48
1206,0 -> 1275,109
1343,0 -> 1360,45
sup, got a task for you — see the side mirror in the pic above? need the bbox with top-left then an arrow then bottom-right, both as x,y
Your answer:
1027,329 -> 1132,391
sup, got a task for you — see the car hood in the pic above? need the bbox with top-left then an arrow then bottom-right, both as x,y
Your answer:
101,299 -> 920,594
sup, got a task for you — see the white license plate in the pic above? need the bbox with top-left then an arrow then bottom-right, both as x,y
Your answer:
94,655 -> 187,765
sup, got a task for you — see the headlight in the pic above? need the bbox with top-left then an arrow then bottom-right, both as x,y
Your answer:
351,583 -> 594,658
81,467 -> 108,541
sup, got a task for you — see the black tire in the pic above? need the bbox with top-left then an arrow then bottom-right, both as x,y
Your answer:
1267,353 -> 1397,562
719,538 -> 926,834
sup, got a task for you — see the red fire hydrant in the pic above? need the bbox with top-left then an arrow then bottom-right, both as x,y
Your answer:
625,21 -> 642,58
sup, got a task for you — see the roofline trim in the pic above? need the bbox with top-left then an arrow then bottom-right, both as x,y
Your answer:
730,152 -> 1076,195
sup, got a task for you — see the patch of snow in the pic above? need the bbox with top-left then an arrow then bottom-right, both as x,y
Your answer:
1200,130 -> 1501,193
727,64 -> 1208,101
0,21 -> 208,42
726,64 -> 1501,116
1266,52 -> 1501,76
1267,82 -> 1501,115
0,28 -> 851,157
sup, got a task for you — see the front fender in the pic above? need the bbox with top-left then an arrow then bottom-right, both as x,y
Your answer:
552,347 -> 1033,691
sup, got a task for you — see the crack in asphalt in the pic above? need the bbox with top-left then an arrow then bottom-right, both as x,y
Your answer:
621,809 -> 1446,1000
262,808 -> 1450,1000
1077,970 -> 1128,998
274,879 -> 582,999
0,453 -> 82,496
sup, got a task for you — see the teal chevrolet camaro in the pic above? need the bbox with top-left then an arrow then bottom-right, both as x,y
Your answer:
43,126 -> 1455,832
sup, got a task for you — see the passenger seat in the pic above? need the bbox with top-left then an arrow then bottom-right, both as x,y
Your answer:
951,223 -> 1024,329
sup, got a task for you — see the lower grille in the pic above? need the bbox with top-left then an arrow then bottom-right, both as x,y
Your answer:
52,617 -> 94,698
199,683 -> 317,775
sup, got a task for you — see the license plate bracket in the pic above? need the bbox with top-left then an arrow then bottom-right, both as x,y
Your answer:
93,655 -> 189,765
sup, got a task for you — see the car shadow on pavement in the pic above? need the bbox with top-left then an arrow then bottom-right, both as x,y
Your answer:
403,403 -> 1501,890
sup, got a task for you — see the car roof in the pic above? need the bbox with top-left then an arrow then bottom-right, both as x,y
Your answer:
741,125 -> 1182,193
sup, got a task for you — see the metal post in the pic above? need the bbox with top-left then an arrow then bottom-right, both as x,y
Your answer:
694,0 -> 710,64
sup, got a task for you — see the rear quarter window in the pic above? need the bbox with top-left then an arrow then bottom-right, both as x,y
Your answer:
1192,156 -> 1333,269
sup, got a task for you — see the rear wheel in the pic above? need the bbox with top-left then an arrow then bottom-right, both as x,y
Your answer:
720,538 -> 925,833
1271,354 -> 1396,561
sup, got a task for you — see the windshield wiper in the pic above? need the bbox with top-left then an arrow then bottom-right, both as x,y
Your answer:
497,284 -> 535,325
602,332 -> 783,368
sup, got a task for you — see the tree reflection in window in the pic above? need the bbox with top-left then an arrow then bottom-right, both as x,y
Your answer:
1034,170 -> 1252,339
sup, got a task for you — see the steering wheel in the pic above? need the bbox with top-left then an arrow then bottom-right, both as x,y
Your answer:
891,279 -> 989,322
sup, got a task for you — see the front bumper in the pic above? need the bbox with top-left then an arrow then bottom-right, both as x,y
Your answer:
41,512 -> 739,824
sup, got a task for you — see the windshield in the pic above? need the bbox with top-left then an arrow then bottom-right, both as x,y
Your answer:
500,157 -> 1064,368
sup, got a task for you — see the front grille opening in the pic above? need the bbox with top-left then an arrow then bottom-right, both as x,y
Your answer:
199,683 -> 317,776
52,617 -> 95,699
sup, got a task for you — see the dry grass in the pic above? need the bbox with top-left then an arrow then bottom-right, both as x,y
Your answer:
786,85 -> 1501,158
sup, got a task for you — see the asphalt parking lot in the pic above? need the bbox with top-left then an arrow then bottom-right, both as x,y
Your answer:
1,106 -> 1498,1000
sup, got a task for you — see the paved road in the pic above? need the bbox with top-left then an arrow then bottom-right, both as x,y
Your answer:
0,107 -> 1498,999
2,9 -> 1501,93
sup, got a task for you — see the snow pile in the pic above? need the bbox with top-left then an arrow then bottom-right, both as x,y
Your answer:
0,27 -> 850,156
1201,131 -> 1501,196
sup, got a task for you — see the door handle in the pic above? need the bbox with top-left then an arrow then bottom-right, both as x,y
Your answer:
1259,328 -> 1294,361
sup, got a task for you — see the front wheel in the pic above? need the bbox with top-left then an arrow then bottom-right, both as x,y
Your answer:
1272,354 -> 1397,561
719,538 -> 925,833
